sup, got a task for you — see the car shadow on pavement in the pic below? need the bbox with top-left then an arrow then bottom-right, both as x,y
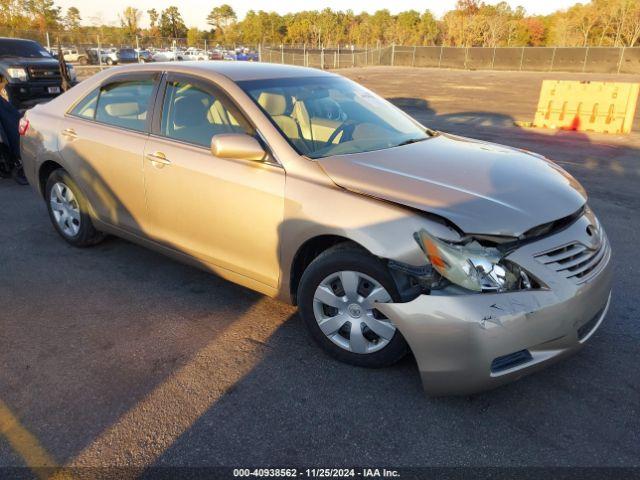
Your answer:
0,157 -> 273,473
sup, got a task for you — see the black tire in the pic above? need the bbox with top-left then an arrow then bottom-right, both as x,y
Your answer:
45,169 -> 105,247
106,58 -> 114,65
298,244 -> 409,368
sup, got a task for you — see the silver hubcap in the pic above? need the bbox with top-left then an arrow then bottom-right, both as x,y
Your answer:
312,271 -> 396,354
49,182 -> 81,237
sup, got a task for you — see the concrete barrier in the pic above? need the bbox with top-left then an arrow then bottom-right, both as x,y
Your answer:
533,80 -> 640,134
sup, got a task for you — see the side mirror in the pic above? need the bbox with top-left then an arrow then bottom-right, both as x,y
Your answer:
210,133 -> 266,162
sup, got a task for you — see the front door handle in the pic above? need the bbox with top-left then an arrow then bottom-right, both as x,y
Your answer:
145,151 -> 171,168
61,128 -> 77,139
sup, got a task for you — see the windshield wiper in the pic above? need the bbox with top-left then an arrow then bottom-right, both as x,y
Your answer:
395,137 -> 429,147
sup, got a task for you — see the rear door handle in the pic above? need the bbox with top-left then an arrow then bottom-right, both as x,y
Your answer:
61,128 -> 77,139
145,151 -> 171,167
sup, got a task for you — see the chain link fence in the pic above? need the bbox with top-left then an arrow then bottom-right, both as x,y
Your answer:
1,28 -> 639,75
262,45 -> 640,74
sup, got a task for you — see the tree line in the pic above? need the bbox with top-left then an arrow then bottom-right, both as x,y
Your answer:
1,0 -> 639,48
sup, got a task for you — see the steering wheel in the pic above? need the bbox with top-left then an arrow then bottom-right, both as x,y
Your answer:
326,120 -> 356,146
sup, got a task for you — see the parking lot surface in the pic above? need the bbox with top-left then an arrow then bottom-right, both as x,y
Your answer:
1,67 -> 639,474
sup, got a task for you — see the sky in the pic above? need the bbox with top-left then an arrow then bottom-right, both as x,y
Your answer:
54,0 -> 581,30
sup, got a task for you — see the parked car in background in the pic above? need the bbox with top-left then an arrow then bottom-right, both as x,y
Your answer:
236,49 -> 259,61
136,50 -> 154,63
85,48 -> 109,65
115,48 -> 138,64
223,50 -> 237,61
182,48 -> 208,61
103,48 -> 119,65
20,62 -> 612,396
153,49 -> 179,62
208,49 -> 224,61
61,47 -> 88,65
0,37 -> 75,109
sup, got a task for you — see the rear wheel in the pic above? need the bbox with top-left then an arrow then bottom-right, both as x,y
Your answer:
45,169 -> 105,247
298,245 -> 408,368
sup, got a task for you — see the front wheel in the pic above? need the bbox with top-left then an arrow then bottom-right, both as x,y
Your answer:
45,169 -> 105,247
106,58 -> 114,65
298,245 -> 408,368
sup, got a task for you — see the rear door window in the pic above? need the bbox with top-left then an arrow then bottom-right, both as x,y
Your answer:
95,77 -> 155,132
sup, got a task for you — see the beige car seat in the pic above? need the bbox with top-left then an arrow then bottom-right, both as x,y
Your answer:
258,91 -> 310,151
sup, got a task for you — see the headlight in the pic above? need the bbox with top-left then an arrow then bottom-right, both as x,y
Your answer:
7,68 -> 27,81
415,229 -> 533,292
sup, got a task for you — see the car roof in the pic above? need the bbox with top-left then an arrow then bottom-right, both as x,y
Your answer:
112,61 -> 337,82
0,37 -> 39,44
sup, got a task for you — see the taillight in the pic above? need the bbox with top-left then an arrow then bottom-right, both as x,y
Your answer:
18,118 -> 30,136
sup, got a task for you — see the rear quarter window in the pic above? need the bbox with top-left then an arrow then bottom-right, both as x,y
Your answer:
69,88 -> 99,120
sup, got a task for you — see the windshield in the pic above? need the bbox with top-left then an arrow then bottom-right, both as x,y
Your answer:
0,39 -> 52,58
238,76 -> 431,158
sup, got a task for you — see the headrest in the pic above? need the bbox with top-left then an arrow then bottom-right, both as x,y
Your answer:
258,92 -> 287,116
104,102 -> 139,117
173,95 -> 208,128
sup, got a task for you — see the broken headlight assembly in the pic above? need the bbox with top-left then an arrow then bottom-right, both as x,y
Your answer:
414,229 -> 539,293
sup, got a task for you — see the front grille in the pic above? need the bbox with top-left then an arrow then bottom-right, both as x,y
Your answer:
28,67 -> 61,81
534,234 -> 610,284
491,350 -> 533,373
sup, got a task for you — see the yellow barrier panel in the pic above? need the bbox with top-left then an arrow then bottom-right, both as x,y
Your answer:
533,80 -> 639,134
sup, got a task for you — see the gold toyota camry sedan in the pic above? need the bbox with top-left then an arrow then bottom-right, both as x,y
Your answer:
19,62 -> 612,395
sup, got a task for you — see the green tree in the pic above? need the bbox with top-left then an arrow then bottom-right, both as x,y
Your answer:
26,0 -> 61,32
159,6 -> 187,39
1,0 -> 29,31
63,6 -> 81,31
187,27 -> 202,46
147,8 -> 160,37
119,7 -> 141,38
207,4 -> 236,40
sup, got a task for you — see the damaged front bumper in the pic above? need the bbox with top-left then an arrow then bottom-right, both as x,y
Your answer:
377,216 -> 613,396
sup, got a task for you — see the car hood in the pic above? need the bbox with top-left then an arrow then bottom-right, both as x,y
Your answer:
317,133 -> 587,237
1,57 -> 60,67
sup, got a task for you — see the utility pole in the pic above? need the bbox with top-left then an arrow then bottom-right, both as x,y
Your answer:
97,35 -> 103,69
582,46 -> 589,73
617,46 -> 626,74
519,47 -> 525,71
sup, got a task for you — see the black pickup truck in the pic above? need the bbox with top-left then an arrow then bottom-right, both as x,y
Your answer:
0,37 -> 76,110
